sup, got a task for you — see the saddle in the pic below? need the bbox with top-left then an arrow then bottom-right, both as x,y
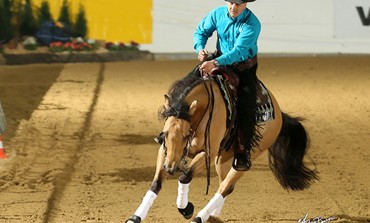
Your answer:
208,67 -> 239,154
209,67 -> 240,94
206,67 -> 275,155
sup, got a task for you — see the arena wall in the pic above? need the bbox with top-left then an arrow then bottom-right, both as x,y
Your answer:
32,0 -> 370,54
141,0 -> 370,54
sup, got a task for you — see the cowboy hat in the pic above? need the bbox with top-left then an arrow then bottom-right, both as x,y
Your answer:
225,0 -> 255,3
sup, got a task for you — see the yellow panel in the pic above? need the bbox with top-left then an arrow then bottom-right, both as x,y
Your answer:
33,0 -> 152,43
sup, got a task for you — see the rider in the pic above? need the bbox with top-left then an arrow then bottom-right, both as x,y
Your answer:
193,0 -> 260,171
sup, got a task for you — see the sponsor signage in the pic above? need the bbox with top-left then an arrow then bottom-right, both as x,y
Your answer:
335,0 -> 370,38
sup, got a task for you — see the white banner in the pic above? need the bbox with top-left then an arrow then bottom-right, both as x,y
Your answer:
335,0 -> 370,38
142,0 -> 370,54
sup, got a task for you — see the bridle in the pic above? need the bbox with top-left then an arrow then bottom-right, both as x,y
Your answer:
161,70 -> 215,194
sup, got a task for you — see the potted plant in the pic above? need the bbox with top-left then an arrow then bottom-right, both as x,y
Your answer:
23,36 -> 38,50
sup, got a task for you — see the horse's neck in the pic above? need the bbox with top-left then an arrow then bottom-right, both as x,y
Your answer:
186,82 -> 211,126
185,81 -> 225,151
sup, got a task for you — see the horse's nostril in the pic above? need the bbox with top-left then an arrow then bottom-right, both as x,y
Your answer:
163,163 -> 177,175
163,164 -> 168,171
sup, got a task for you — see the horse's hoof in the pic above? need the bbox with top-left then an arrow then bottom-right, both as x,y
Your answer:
125,215 -> 141,223
178,202 -> 194,219
191,217 -> 202,223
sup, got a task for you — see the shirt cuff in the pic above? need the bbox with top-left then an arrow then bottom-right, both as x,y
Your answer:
195,45 -> 205,53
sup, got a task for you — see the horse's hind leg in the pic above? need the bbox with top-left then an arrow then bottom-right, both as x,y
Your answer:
177,151 -> 207,219
209,151 -> 234,218
191,168 -> 245,223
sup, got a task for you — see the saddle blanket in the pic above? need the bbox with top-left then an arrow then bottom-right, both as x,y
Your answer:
214,75 -> 275,125
256,81 -> 275,123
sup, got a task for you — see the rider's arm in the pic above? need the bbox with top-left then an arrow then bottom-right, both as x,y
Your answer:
193,8 -> 218,54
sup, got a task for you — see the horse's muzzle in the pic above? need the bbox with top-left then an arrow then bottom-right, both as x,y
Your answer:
163,162 -> 179,175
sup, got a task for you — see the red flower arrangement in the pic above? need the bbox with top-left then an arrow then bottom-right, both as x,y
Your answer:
105,41 -> 140,51
49,40 -> 96,53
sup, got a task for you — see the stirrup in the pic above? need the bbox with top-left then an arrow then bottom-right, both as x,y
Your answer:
232,150 -> 251,171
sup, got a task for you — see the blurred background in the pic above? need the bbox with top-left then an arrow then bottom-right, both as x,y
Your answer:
0,1 -> 369,223
1,0 -> 370,55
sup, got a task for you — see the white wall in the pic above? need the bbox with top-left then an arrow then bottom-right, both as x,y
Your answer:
141,0 -> 370,54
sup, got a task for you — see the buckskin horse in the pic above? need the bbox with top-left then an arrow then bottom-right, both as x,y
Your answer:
125,66 -> 318,223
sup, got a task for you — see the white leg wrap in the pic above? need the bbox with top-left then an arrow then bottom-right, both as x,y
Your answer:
176,182 -> 190,209
197,193 -> 224,222
134,190 -> 157,220
210,196 -> 226,217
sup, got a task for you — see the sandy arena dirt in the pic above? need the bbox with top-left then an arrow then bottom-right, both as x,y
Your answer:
0,56 -> 369,223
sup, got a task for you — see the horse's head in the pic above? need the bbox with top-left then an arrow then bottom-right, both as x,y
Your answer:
160,95 -> 198,175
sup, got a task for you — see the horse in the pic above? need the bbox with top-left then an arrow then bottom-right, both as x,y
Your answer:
125,67 -> 318,223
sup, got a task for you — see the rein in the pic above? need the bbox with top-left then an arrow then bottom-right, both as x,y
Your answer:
178,71 -> 215,195
192,69 -> 215,195
203,74 -> 215,195
180,71 -> 212,174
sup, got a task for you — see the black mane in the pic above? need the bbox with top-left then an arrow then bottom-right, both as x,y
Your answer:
159,73 -> 204,121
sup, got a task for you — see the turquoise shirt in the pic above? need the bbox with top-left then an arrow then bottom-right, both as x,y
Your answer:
194,5 -> 261,65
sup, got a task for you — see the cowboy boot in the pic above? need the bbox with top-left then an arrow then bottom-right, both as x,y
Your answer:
232,144 -> 251,171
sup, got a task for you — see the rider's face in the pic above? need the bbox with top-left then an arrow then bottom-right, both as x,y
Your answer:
227,2 -> 247,18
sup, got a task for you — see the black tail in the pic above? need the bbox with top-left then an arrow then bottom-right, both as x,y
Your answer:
268,113 -> 319,191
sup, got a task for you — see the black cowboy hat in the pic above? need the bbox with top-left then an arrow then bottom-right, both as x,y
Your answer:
225,0 -> 255,3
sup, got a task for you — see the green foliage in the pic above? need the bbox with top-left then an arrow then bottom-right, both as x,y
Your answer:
72,4 -> 87,38
0,0 -> 13,41
23,44 -> 37,50
20,0 -> 38,36
39,0 -> 52,25
58,0 -> 72,28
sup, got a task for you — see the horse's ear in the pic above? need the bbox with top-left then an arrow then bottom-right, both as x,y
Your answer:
189,100 -> 198,115
164,94 -> 170,109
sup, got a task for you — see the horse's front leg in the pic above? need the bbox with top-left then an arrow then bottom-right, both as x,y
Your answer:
125,145 -> 167,223
177,151 -> 207,220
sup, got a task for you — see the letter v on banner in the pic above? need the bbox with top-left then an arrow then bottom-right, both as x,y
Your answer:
356,6 -> 370,26
335,0 -> 370,38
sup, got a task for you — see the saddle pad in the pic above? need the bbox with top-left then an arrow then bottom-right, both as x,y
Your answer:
256,81 -> 275,123
214,75 -> 236,127
214,76 -> 275,125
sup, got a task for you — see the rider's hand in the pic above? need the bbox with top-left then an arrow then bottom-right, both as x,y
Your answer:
198,49 -> 208,62
200,60 -> 217,74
